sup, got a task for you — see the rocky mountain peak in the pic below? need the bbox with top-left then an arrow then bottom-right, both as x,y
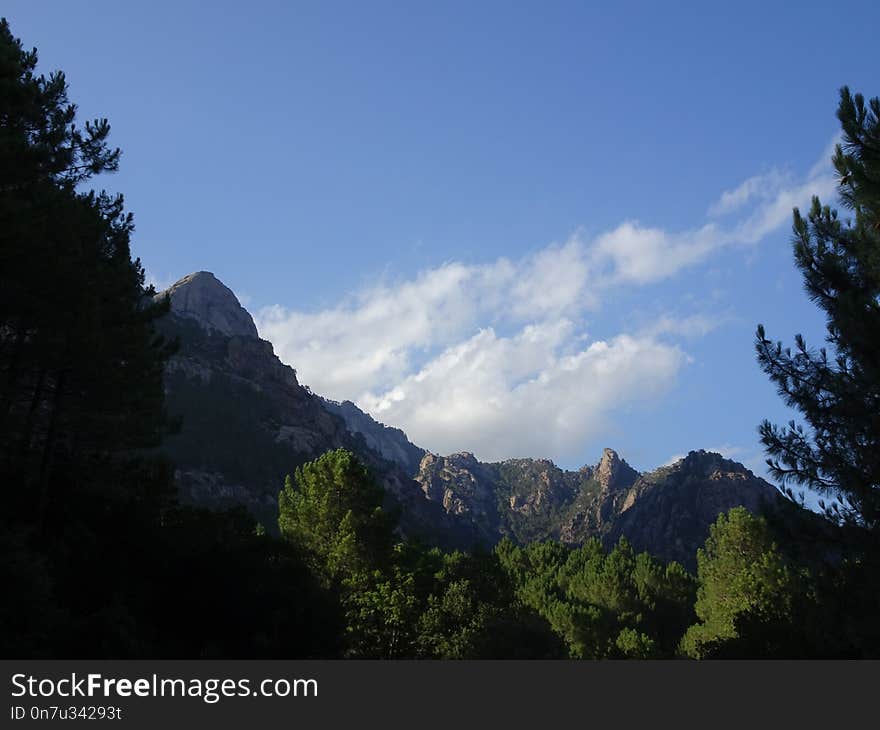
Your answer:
444,451 -> 480,467
158,271 -> 258,338
675,450 -> 753,479
595,448 -> 640,491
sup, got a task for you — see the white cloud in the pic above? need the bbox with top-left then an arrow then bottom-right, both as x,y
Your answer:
509,238 -> 596,317
808,135 -> 841,181
254,141 -> 839,462
588,154 -> 836,286
733,173 -> 837,244
257,243 -> 596,398
359,326 -> 687,462
145,270 -> 176,292
585,143 -> 838,287
663,453 -> 687,467
589,221 -> 721,284
258,262 -> 485,395
708,169 -> 788,218
705,443 -> 746,460
710,138 -> 839,244
642,313 -> 728,339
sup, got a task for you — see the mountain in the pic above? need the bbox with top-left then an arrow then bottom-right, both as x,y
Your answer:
162,271 -> 258,338
321,397 -> 426,476
154,272 -> 794,567
411,447 -> 785,567
154,272 -> 463,545
597,450 -> 788,567
414,451 -> 599,545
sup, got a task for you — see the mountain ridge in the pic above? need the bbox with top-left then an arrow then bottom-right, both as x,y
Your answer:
154,271 -> 793,567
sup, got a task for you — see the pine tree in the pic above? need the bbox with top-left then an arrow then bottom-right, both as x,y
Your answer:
0,17 -> 180,656
680,508 -> 801,658
0,17 -> 177,529
278,448 -> 396,586
756,87 -> 880,536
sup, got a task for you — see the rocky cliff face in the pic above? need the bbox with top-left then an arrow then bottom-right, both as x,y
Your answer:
415,452 -> 502,543
155,271 -> 799,568
155,272 -> 462,544
594,447 -> 640,491
412,449 -> 605,545
600,451 -> 787,567
158,271 -> 258,338
412,447 -> 786,568
321,398 -> 426,476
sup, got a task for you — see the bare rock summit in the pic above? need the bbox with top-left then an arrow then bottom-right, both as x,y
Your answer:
158,271 -> 258,338
595,448 -> 639,491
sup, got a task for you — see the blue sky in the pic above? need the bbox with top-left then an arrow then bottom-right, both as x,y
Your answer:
6,1 -> 879,478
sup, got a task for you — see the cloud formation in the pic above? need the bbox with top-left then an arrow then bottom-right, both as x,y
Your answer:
254,145 -> 837,462
257,240 -> 595,400
359,326 -> 686,462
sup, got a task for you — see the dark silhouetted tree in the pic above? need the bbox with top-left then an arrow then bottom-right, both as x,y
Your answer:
0,17 -> 177,528
756,87 -> 880,536
0,18 -> 342,661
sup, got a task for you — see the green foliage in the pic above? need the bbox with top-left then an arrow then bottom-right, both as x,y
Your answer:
342,547 -> 425,659
615,627 -> 657,659
496,536 -> 696,658
277,452 -> 564,658
278,448 -> 397,586
413,548 -> 563,659
680,508 -> 804,658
